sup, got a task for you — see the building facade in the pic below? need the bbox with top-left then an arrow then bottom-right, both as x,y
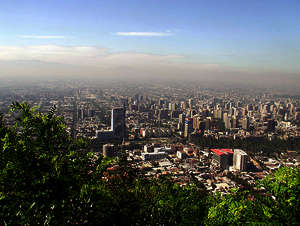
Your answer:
233,149 -> 248,171
111,108 -> 126,139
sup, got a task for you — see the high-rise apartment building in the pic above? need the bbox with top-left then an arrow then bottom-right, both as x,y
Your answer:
233,149 -> 248,171
111,108 -> 125,139
188,98 -> 193,108
193,115 -> 201,129
179,113 -> 186,124
242,117 -> 249,130
184,118 -> 193,138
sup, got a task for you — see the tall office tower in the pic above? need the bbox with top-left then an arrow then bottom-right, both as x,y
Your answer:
169,102 -> 176,111
224,113 -> 232,129
217,109 -> 223,119
177,122 -> 184,131
233,149 -> 248,171
223,112 -> 228,123
184,118 -> 193,138
180,101 -> 186,110
188,98 -> 193,108
231,117 -> 236,128
242,117 -> 249,130
111,108 -> 125,139
193,116 -> 201,130
213,109 -> 218,118
179,113 -> 186,124
171,103 -> 176,111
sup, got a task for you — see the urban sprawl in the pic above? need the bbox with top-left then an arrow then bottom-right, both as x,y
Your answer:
1,80 -> 300,194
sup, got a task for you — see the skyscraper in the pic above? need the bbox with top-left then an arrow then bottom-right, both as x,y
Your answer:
111,108 -> 125,139
233,149 -> 248,171
179,113 -> 186,124
242,117 -> 249,130
184,118 -> 193,138
188,98 -> 193,108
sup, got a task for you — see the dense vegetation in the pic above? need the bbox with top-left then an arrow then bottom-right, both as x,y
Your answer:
0,102 -> 299,225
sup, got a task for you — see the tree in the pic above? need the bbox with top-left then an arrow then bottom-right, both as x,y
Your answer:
259,166 -> 300,224
207,167 -> 300,225
1,102 -> 299,225
0,102 -> 95,224
206,190 -> 270,225
0,102 -> 209,225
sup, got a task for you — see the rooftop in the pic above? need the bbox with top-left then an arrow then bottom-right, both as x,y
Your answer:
211,149 -> 234,156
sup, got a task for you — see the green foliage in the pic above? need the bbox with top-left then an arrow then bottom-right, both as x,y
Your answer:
207,167 -> 300,225
129,176 -> 208,225
0,102 -> 299,225
0,102 -> 95,224
206,190 -> 272,225
0,102 -> 209,225
259,166 -> 300,224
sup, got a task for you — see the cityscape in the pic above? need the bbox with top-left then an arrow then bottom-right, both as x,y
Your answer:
1,0 -> 300,224
1,79 -> 299,194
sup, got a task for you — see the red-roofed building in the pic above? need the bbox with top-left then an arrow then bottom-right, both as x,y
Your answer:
210,149 -> 234,169
222,149 -> 234,154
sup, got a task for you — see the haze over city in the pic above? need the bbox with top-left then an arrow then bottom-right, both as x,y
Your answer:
1,1 -> 300,225
0,0 -> 300,90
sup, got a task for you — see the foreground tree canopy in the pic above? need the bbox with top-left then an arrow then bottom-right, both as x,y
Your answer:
0,102 -> 299,225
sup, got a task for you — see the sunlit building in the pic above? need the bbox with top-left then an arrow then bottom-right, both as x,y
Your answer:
233,149 -> 248,171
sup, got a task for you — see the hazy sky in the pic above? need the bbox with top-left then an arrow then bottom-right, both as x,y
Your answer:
0,0 -> 300,81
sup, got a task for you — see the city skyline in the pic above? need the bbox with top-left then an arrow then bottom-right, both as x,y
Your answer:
1,0 -> 300,85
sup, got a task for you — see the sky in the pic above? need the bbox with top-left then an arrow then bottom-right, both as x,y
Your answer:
0,0 -> 300,84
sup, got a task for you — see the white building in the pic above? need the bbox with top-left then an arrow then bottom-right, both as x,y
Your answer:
177,151 -> 187,159
141,152 -> 166,161
233,149 -> 248,171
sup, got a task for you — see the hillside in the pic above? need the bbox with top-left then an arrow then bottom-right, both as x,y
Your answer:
1,102 -> 299,225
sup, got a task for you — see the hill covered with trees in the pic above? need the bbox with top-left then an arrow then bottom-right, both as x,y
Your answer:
1,102 -> 299,225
